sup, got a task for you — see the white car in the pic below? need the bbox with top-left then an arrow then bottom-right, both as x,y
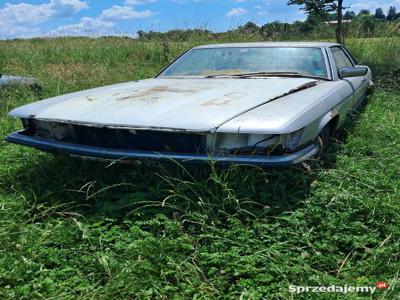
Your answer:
6,42 -> 374,166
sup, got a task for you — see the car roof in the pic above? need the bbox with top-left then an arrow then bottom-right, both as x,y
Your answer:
193,42 -> 340,49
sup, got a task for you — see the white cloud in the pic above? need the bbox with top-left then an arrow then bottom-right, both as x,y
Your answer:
50,5 -> 155,37
350,0 -> 399,13
124,0 -> 157,5
254,3 -> 268,15
0,0 -> 156,38
226,7 -> 247,17
101,5 -> 155,20
170,0 -> 189,3
49,17 -> 114,37
170,0 -> 206,3
50,0 -> 88,16
0,0 -> 87,37
0,0 -> 87,26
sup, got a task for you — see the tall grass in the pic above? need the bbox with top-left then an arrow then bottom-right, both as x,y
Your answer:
1,31 -> 398,92
346,37 -> 400,77
0,34 -> 399,298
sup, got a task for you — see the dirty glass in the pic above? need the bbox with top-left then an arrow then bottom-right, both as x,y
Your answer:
160,47 -> 328,78
331,47 -> 353,70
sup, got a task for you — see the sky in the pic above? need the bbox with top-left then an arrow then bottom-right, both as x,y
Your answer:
0,0 -> 399,39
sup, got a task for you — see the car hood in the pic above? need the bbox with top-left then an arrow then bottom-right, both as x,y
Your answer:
9,77 -> 320,132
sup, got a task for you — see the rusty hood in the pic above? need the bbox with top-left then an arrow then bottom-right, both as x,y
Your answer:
9,77 -> 319,132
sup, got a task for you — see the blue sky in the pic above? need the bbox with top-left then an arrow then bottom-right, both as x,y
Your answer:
0,0 -> 399,39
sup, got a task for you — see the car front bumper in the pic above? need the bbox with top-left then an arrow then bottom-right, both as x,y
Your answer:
6,131 -> 319,167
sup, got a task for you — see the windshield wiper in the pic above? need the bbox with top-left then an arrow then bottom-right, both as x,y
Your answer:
205,72 -> 298,78
206,71 -> 330,81
237,71 -> 302,77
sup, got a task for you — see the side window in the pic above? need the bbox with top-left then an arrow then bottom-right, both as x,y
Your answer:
342,47 -> 358,65
331,47 -> 353,71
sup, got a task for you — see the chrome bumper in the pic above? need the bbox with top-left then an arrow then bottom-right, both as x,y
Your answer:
6,131 -> 319,167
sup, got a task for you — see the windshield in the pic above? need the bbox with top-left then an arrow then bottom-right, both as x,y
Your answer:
160,47 -> 329,79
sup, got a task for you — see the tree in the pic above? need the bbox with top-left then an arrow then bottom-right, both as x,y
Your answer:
239,22 -> 260,34
344,10 -> 356,20
374,8 -> 386,19
137,30 -> 145,39
288,0 -> 345,44
306,10 -> 327,24
260,22 -> 290,39
295,20 -> 314,34
387,6 -> 397,21
355,14 -> 376,36
358,9 -> 370,16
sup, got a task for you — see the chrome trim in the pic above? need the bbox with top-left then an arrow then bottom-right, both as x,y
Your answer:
6,131 -> 319,167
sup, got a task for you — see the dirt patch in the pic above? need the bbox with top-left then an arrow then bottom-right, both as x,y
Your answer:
46,62 -> 98,82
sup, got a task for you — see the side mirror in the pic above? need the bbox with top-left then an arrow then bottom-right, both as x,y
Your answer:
339,66 -> 368,79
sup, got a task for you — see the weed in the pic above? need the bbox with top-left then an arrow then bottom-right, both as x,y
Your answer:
0,37 -> 399,298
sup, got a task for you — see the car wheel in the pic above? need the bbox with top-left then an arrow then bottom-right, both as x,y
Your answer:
316,126 -> 330,159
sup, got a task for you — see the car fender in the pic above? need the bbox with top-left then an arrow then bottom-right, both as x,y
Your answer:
317,109 -> 339,133
296,109 -> 339,146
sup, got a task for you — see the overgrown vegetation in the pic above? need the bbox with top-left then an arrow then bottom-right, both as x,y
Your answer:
138,10 -> 400,42
0,32 -> 399,298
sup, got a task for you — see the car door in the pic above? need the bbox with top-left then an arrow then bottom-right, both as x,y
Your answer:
330,46 -> 368,112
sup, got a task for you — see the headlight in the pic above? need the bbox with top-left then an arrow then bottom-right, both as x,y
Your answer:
281,128 -> 305,151
208,133 -> 278,154
209,129 -> 306,155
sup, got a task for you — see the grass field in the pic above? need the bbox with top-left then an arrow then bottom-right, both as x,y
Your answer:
0,37 -> 399,299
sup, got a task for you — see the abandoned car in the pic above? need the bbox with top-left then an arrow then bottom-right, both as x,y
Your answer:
6,42 -> 373,166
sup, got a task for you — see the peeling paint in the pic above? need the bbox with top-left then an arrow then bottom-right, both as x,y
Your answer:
268,81 -> 319,102
202,99 -> 233,106
224,92 -> 247,98
202,92 -> 247,107
9,77 -> 326,133
117,86 -> 196,103
330,109 -> 339,118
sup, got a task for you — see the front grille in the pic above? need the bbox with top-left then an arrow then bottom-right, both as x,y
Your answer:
27,120 -> 207,153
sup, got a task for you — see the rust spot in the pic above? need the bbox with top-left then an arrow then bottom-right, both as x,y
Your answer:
202,98 -> 233,106
268,81 -> 319,102
330,109 -> 339,118
288,81 -> 318,94
117,86 -> 195,104
202,92 -> 246,107
224,92 -> 247,98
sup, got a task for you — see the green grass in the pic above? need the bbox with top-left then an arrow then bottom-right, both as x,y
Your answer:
0,37 -> 399,299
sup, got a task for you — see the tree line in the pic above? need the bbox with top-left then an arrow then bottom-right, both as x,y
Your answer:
137,2 -> 399,44
288,0 -> 399,43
